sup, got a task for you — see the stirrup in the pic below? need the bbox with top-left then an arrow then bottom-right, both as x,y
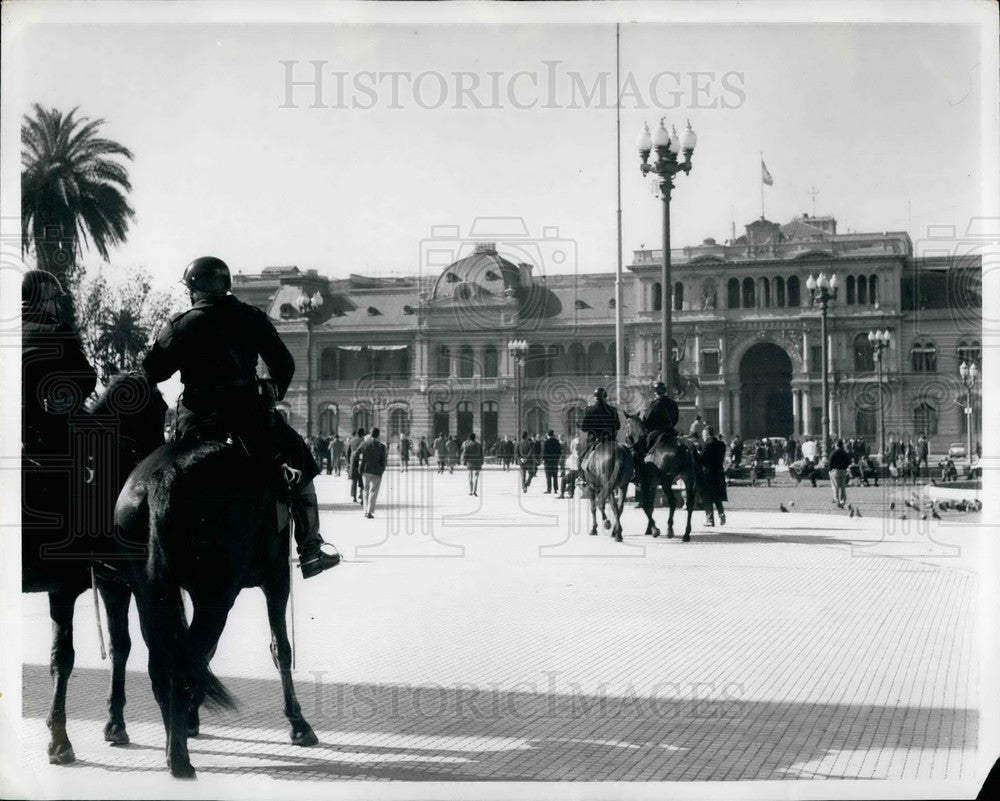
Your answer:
282,463 -> 303,488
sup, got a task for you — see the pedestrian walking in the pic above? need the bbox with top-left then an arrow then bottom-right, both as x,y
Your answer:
446,435 -> 459,474
433,432 -> 447,473
359,427 -> 387,518
399,433 -> 411,472
516,431 -> 536,491
917,434 -> 929,470
730,434 -> 744,467
560,433 -> 581,498
542,429 -> 562,494
330,434 -> 345,476
689,413 -> 705,441
784,436 -> 797,467
348,428 -> 367,504
418,436 -> 430,466
461,432 -> 484,496
316,435 -> 331,475
700,427 -> 727,526
829,438 -> 851,508
498,435 -> 514,470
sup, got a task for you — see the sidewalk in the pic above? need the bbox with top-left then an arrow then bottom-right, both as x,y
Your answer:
14,468 -> 988,795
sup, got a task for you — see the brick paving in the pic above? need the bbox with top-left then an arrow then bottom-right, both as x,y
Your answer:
14,465 -> 987,794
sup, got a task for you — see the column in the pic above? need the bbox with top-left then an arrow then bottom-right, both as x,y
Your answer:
802,388 -> 811,434
718,335 -> 726,379
693,331 -> 701,374
802,330 -> 809,371
792,389 -> 801,435
731,390 -> 741,435
718,393 -> 727,435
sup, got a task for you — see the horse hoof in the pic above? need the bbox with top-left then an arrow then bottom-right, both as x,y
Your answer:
292,725 -> 319,747
104,722 -> 130,746
652,528 -> 660,538
615,534 -> 623,542
48,742 -> 75,765
169,761 -> 196,779
187,709 -> 200,738
682,533 -> 691,542
603,520 -> 611,530
666,531 -> 675,539
589,528 -> 598,536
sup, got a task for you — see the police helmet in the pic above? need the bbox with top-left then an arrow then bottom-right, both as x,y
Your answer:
182,256 -> 232,294
22,269 -> 66,311
594,387 -> 607,400
653,381 -> 667,396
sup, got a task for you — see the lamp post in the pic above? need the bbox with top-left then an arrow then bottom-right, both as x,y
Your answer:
638,118 -> 697,396
805,272 -> 838,458
868,329 -> 891,459
507,339 -> 528,435
296,289 -> 324,437
959,360 -> 979,464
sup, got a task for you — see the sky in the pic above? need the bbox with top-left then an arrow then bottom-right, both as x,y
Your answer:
12,16 -> 987,289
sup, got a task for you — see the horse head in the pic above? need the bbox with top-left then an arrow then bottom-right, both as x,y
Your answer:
90,371 -> 167,460
622,411 -> 645,445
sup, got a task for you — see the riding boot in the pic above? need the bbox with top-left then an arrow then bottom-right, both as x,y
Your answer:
292,482 -> 340,578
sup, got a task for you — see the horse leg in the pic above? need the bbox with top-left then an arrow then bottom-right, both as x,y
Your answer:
263,577 -> 319,746
589,494 -> 598,536
135,589 -> 195,778
97,580 -> 132,745
185,600 -> 234,738
663,477 -> 676,538
683,476 -> 695,542
601,503 -> 611,531
637,466 -> 659,537
46,588 -> 81,765
610,487 -> 624,542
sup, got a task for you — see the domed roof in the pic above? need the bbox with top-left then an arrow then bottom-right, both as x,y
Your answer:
430,242 -> 523,302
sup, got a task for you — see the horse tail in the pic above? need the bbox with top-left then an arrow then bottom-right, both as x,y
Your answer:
595,444 -> 626,508
686,442 -> 703,501
146,473 -> 238,714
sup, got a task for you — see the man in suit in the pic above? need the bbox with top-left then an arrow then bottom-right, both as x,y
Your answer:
516,431 -> 536,491
461,431 -> 484,496
700,427 -> 728,526
433,432 -> 448,473
347,427 -> 366,503
359,427 -> 387,519
542,429 -> 562,494
399,433 -> 412,472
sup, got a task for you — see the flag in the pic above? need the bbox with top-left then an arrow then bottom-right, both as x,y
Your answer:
761,159 -> 774,186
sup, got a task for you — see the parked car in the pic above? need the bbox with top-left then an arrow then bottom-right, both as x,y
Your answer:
948,442 -> 967,459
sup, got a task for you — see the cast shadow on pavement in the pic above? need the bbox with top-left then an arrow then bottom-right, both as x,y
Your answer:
22,665 -> 976,782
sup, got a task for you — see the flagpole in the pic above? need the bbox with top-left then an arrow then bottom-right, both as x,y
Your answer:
614,22 -> 624,407
760,151 -> 764,219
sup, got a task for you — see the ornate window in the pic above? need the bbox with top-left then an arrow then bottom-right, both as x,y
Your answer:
846,275 -> 856,305
567,342 -> 587,376
701,350 -> 720,375
760,277 -> 771,308
742,277 -> 755,308
436,345 -> 451,378
352,406 -> 374,432
857,275 -> 868,306
457,344 -> 475,378
318,404 -> 339,436
652,282 -> 662,312
869,274 -> 879,306
319,348 -> 337,381
774,276 -> 785,307
853,333 -> 875,372
525,342 -> 547,379
482,344 -> 499,378
957,339 -> 981,366
727,278 -> 740,309
587,342 -> 608,376
787,276 -> 801,307
913,402 -> 937,437
701,278 -> 717,309
674,281 -> 684,311
911,341 -> 937,372
388,407 -> 410,437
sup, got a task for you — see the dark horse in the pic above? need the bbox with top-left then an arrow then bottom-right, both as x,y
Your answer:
623,413 -> 700,542
578,437 -> 634,542
115,408 -> 319,778
22,371 -> 167,765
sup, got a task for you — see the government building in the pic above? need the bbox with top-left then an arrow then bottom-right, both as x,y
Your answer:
232,214 -> 982,455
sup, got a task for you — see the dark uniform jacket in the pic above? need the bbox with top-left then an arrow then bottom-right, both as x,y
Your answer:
516,438 -> 535,463
143,294 -> 293,424
359,438 -> 387,476
641,395 -> 679,434
580,400 -> 620,440
22,310 -> 98,454
143,294 -> 316,480
461,439 -> 484,469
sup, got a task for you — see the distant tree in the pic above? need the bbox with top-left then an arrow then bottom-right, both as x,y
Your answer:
74,265 -> 184,386
21,104 -> 135,298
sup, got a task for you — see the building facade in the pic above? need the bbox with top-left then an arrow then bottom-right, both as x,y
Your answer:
232,214 -> 982,454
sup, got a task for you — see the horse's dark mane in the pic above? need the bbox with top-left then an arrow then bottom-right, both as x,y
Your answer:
90,371 -> 163,416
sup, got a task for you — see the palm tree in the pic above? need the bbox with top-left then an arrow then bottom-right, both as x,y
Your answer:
21,104 -> 135,285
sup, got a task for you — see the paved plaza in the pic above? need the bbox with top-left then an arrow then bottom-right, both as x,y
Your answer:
15,465 -> 993,796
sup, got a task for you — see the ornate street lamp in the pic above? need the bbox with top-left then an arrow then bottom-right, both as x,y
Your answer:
959,360 -> 980,464
296,289 -> 324,437
868,329 -> 891,459
806,272 -> 838,458
638,118 -> 697,396
507,339 -> 529,435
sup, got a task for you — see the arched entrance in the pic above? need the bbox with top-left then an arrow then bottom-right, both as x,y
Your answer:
739,342 -> 793,438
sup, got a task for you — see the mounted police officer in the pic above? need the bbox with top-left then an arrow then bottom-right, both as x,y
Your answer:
632,381 -> 679,459
579,387 -> 621,462
22,270 -> 97,456
142,257 -> 339,579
